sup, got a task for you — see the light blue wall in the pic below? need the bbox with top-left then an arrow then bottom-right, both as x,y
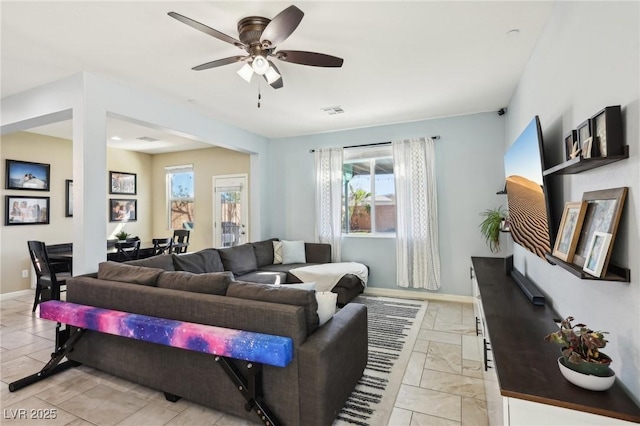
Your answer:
267,112 -> 506,296
506,2 -> 639,402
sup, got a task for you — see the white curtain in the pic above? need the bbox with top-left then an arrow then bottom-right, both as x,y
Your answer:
393,137 -> 441,290
314,147 -> 343,262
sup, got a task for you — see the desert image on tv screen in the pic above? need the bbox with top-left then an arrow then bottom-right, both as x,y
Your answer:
504,119 -> 551,259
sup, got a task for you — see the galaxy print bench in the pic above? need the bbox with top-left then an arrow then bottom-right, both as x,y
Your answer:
9,300 -> 293,426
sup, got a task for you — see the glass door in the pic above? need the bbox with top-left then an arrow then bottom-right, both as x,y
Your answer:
213,175 -> 248,247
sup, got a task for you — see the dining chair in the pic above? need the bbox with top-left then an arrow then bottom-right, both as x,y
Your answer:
115,239 -> 141,262
152,238 -> 173,256
172,229 -> 190,254
27,240 -> 72,312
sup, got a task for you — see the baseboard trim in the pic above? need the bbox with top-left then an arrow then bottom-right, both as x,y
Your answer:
0,289 -> 33,301
363,287 -> 473,304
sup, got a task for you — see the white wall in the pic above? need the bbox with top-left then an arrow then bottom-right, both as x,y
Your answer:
506,2 -> 639,402
268,112 -> 506,295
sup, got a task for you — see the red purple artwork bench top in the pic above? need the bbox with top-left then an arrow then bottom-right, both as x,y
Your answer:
39,300 -> 293,368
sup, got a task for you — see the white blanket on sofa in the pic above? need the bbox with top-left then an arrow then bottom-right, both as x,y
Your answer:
289,262 -> 368,292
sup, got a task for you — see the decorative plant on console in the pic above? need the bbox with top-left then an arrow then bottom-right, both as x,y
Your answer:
115,229 -> 130,241
545,316 -> 615,391
479,206 -> 507,253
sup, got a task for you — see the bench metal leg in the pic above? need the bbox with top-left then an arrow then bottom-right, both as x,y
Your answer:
9,324 -> 84,392
215,356 -> 281,426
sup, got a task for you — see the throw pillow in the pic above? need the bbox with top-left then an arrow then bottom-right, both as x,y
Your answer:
157,271 -> 234,295
217,244 -> 258,276
97,261 -> 164,287
252,238 -> 278,267
172,249 -> 224,273
226,282 -> 319,335
282,240 -> 306,264
273,241 -> 283,264
316,291 -> 338,326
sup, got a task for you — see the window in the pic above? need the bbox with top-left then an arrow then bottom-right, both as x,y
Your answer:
342,146 -> 396,234
166,165 -> 194,230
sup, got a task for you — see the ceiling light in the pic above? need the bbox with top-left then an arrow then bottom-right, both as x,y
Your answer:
110,136 -> 122,141
252,55 -> 269,75
237,63 -> 254,82
265,66 -> 281,84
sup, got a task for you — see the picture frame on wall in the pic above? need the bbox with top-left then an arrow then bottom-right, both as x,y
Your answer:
576,119 -> 592,157
583,232 -> 613,278
572,187 -> 628,274
5,195 -> 50,225
552,201 -> 587,262
591,105 -> 623,158
5,159 -> 50,191
581,137 -> 593,159
564,130 -> 579,161
109,171 -> 137,195
65,179 -> 73,217
110,199 -> 137,222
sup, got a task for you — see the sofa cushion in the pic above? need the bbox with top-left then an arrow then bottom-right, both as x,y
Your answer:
252,238 -> 278,267
97,261 -> 163,287
125,254 -> 175,271
218,244 -> 258,276
282,240 -> 306,264
236,270 -> 287,285
226,282 -> 319,335
157,271 -> 234,295
172,249 -> 224,273
273,241 -> 283,264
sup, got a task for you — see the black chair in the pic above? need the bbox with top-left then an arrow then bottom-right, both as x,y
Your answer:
152,238 -> 173,256
115,239 -> 141,262
172,229 -> 190,254
27,241 -> 72,312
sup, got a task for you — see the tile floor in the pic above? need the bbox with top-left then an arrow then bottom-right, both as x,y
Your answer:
1,294 -> 488,425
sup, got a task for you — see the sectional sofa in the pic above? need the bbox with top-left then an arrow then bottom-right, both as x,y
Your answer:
64,260 -> 368,426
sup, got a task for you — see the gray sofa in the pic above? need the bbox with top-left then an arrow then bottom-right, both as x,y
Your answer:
135,238 -> 365,306
65,261 -> 368,426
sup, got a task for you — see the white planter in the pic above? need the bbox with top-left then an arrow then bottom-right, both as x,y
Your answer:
557,357 -> 615,391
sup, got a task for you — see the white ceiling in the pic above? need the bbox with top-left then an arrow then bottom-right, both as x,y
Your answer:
1,1 -> 555,150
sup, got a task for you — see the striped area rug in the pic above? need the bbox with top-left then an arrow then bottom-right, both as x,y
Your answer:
334,296 -> 427,426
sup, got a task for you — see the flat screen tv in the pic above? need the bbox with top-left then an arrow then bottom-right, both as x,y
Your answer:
503,116 -> 552,260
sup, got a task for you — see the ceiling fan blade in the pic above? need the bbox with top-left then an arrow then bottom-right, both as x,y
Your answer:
168,12 -> 245,48
276,50 -> 344,67
192,56 -> 246,71
264,61 -> 284,89
260,5 -> 304,48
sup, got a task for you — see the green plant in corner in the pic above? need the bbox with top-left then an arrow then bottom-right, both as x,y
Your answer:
115,230 -> 130,241
479,206 -> 506,253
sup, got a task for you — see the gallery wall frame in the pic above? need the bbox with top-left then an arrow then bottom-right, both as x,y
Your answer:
583,231 -> 613,278
109,171 -> 137,195
552,201 -> 587,262
110,199 -> 137,222
564,130 -> 579,161
65,179 -> 73,217
5,195 -> 50,225
572,187 -> 628,275
591,105 -> 623,158
5,159 -> 50,191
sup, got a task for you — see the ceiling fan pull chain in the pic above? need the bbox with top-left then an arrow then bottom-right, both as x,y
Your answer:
257,82 -> 262,108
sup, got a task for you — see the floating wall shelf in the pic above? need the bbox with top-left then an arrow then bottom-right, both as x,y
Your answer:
543,145 -> 629,176
544,253 -> 630,282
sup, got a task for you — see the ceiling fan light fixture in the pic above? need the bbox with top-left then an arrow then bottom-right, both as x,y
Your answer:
237,63 -> 254,82
265,66 -> 281,84
252,55 -> 269,75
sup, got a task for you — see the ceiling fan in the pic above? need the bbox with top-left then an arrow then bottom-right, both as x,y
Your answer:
168,5 -> 344,89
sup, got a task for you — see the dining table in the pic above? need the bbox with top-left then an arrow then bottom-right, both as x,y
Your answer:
47,240 -> 157,272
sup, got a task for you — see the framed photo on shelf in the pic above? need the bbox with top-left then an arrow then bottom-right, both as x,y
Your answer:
564,130 -> 579,161
583,232 -> 613,277
5,159 -> 50,191
110,199 -> 137,222
5,195 -> 50,225
552,201 -> 587,262
591,105 -> 623,158
109,171 -> 137,195
65,179 -> 73,217
572,187 -> 627,273
575,119 -> 592,158
581,137 -> 593,159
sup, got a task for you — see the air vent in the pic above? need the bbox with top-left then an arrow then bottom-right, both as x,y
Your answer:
321,106 -> 345,115
136,136 -> 159,142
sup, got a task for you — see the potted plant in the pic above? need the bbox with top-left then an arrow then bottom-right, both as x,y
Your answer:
479,206 -> 507,253
545,316 -> 615,390
115,230 -> 130,242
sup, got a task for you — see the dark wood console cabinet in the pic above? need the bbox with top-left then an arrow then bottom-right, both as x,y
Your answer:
471,257 -> 640,425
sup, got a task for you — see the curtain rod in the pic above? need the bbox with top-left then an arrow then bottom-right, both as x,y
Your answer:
309,136 -> 440,153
